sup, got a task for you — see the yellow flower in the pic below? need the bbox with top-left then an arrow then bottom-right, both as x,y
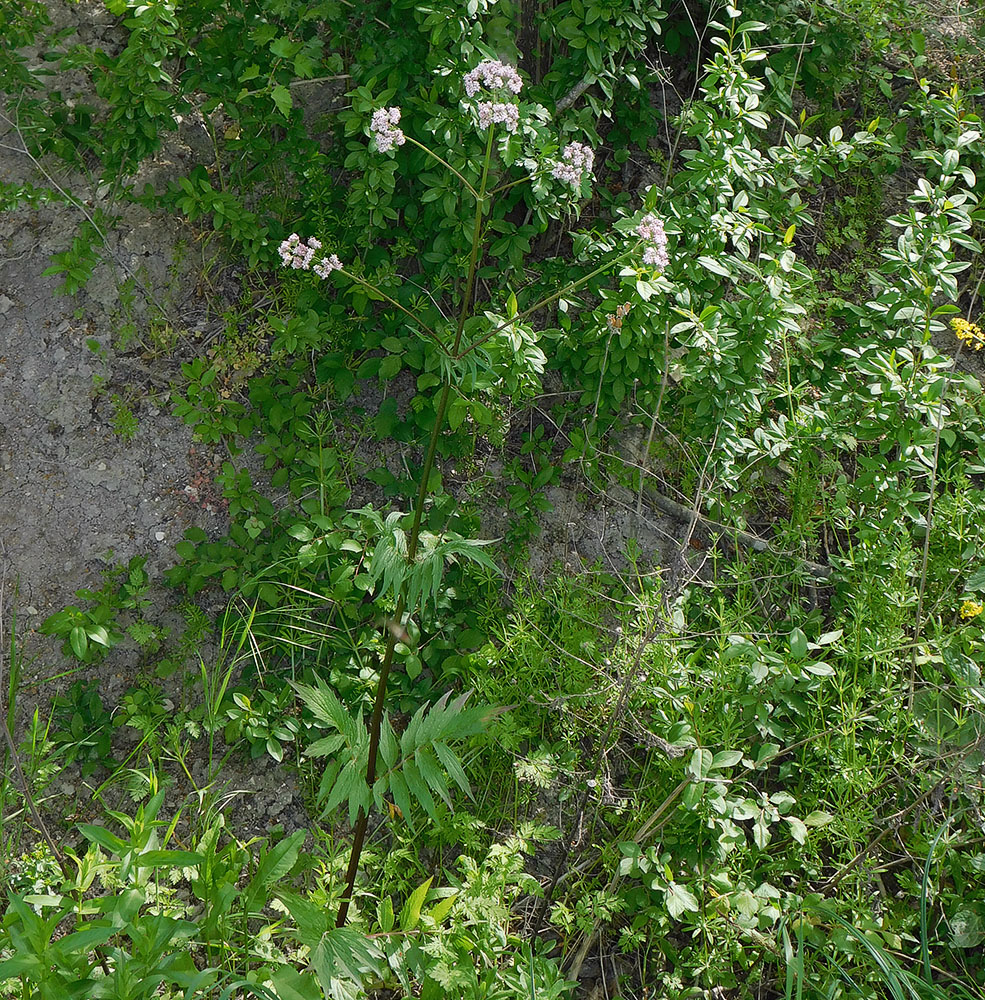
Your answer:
950,317 -> 985,351
959,599 -> 984,620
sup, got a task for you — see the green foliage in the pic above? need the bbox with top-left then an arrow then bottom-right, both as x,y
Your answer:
39,556 -> 158,662
49,681 -> 116,776
40,218 -> 106,296
295,679 -> 491,829
9,0 -> 985,997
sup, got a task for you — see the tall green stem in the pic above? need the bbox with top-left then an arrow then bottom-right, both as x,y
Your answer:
454,127 -> 496,353
335,129 -> 496,927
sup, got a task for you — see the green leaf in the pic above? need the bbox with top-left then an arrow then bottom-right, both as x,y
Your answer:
310,927 -> 383,998
70,626 -> 88,660
689,748 -> 712,779
433,741 -> 471,796
78,823 -> 127,855
665,882 -> 700,919
243,830 -> 306,913
270,965 -> 322,1000
698,255 -> 732,277
276,889 -> 329,949
399,877 -> 432,932
389,770 -> 413,830
134,850 -> 205,868
788,628 -> 808,660
950,908 -> 985,948
710,750 -> 743,770
785,816 -> 808,845
377,896 -> 394,933
966,567 -> 985,590
803,810 -> 834,827
428,892 -> 457,925
402,759 -> 438,822
271,84 -> 292,118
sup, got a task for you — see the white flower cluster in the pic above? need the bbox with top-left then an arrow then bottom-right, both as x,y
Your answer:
476,101 -> 519,133
464,60 -> 522,133
278,234 -> 342,278
552,141 -> 595,187
636,213 -> 669,269
370,107 -> 406,153
463,60 -> 523,98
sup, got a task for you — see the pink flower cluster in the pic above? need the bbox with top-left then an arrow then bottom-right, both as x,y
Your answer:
278,234 -> 342,278
370,107 -> 405,153
636,213 -> 669,269
463,60 -> 523,98
477,101 -> 519,132
552,141 -> 595,187
464,59 -> 522,133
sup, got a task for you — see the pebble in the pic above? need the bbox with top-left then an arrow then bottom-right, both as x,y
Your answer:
154,530 -> 166,541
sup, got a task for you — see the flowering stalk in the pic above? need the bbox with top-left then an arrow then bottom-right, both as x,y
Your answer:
336,120 -> 499,928
280,66 -> 671,926
455,126 -> 497,352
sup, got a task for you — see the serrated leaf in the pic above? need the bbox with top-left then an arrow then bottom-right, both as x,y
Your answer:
402,759 -> 437,822
379,716 -> 399,770
434,741 -> 471,796
377,896 -> 394,933
271,84 -> 292,118
306,734 -> 346,758
243,830 -> 306,913
389,770 -> 413,831
415,744 -> 452,809
399,877 -> 432,932
428,892 -> 457,925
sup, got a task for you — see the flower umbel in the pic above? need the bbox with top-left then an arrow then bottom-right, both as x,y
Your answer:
636,213 -> 669,270
463,60 -> 522,133
463,60 -> 523,97
370,107 -> 406,153
313,254 -> 343,278
552,142 -> 595,187
278,233 -> 321,270
960,599 -> 984,620
951,316 -> 985,351
476,101 -> 519,133
279,234 -> 342,279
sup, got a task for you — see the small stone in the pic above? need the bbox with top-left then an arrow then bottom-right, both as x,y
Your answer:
25,606 -> 38,616
0,294 -> 13,314
97,461 -> 107,471
155,531 -> 166,542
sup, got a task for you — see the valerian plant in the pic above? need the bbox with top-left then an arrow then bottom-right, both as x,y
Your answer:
278,57 -> 670,926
